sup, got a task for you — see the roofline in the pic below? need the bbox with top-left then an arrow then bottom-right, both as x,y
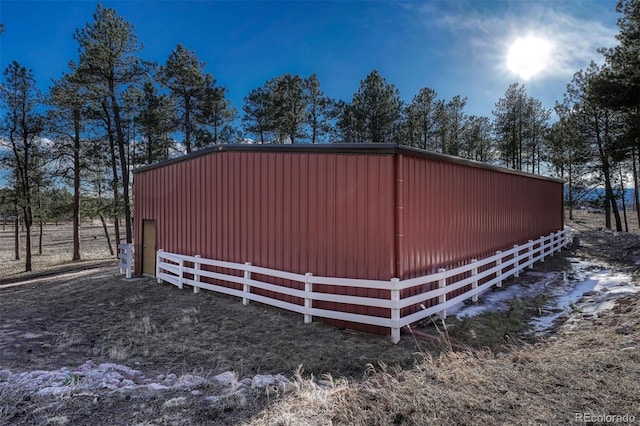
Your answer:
132,143 -> 564,184
395,145 -> 564,184
132,143 -> 397,174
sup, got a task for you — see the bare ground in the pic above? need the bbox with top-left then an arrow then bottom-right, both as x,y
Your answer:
0,224 -> 427,425
0,214 -> 639,424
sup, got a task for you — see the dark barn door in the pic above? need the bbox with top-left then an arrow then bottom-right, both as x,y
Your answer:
142,220 -> 157,276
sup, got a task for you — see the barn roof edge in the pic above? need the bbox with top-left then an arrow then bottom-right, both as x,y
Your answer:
132,143 -> 564,184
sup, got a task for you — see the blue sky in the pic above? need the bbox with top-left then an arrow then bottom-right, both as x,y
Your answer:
0,0 -> 621,121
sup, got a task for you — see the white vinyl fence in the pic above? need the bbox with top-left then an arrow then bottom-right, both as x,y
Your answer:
118,243 -> 134,278
157,230 -> 570,343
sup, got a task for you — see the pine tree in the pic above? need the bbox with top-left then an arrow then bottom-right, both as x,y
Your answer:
73,4 -> 147,244
277,74 -> 307,143
546,102 -> 590,220
460,115 -> 494,162
131,81 -> 175,163
592,0 -> 640,226
405,87 -> 438,150
242,87 -> 273,144
0,61 -> 46,272
304,74 -> 334,144
49,72 -> 87,261
345,70 -> 402,143
158,44 -> 208,153
443,95 -> 467,156
566,63 -> 624,231
195,81 -> 237,147
493,83 -> 527,169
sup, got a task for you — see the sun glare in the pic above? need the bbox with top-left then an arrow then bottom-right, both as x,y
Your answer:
507,36 -> 552,80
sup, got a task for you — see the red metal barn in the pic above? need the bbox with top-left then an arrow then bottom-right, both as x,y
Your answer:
133,144 -> 564,335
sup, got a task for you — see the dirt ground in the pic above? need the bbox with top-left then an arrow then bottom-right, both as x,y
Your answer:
0,213 -> 639,425
0,224 -> 427,425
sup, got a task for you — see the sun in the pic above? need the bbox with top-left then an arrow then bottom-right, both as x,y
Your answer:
507,36 -> 552,80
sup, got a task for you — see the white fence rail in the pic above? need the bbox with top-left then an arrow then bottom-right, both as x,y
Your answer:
157,230 -> 570,343
118,243 -> 134,278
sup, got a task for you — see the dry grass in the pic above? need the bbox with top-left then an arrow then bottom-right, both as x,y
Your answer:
568,208 -> 640,234
0,222 -> 117,279
248,294 -> 640,425
247,221 -> 640,425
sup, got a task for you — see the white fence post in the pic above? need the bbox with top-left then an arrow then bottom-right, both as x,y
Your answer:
128,246 -> 133,278
513,244 -> 520,277
119,245 -> 124,275
156,249 -> 163,283
471,260 -> 478,302
178,258 -> 184,290
540,236 -> 545,263
193,255 -> 201,293
304,272 -> 313,324
528,240 -> 534,269
118,243 -> 133,278
438,268 -> 447,319
496,251 -> 503,288
243,262 -> 252,305
549,232 -> 555,256
390,278 -> 401,344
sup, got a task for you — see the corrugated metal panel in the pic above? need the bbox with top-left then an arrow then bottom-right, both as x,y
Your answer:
134,150 -> 396,334
397,153 -> 564,313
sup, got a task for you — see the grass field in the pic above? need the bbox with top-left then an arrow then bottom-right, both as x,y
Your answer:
0,221 -> 117,280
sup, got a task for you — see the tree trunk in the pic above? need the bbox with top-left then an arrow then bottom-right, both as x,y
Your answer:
634,147 -> 640,228
568,161 -> 574,221
38,221 -> 43,255
72,110 -> 81,261
103,100 -> 122,249
185,95 -> 192,153
14,209 -> 19,261
100,213 -> 114,256
113,217 -> 121,254
604,173 -> 623,232
596,120 -> 622,231
109,85 -> 133,244
620,168 -> 629,232
23,205 -> 32,272
147,129 -> 153,164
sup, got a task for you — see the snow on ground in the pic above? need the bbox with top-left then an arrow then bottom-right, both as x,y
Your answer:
0,360 -> 293,402
452,257 -> 640,334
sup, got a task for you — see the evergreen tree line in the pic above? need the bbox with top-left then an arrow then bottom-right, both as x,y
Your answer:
0,1 -> 638,272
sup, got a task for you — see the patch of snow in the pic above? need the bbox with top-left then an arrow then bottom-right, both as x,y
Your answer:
173,374 -> 206,390
213,371 -> 236,386
147,383 -> 169,391
530,269 -> 638,333
251,374 -> 288,389
0,361 -> 299,409
453,272 -> 558,318
451,256 -> 639,334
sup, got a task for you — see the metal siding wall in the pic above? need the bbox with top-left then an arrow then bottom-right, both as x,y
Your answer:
398,154 -> 563,313
134,149 -> 561,335
402,154 -> 564,279
133,151 -> 396,333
